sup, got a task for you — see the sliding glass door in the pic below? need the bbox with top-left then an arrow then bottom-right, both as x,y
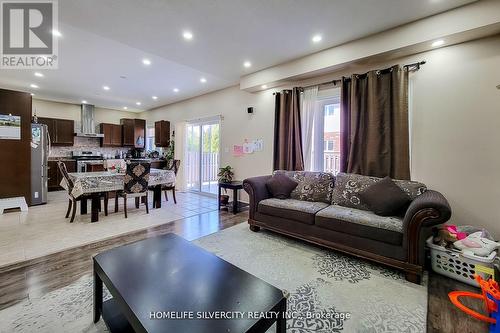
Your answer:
185,118 -> 220,195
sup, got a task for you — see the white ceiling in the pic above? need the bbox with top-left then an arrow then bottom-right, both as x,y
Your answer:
0,0 -> 477,112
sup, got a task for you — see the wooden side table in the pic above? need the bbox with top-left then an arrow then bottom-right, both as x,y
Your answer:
218,181 -> 248,214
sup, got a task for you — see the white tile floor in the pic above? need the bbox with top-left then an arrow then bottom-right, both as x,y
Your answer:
0,190 -> 218,268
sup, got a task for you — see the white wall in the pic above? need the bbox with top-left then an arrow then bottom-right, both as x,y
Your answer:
143,87 -> 276,192
32,99 -> 137,125
142,35 -> 500,237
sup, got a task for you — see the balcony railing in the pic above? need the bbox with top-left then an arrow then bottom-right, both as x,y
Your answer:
324,151 -> 340,175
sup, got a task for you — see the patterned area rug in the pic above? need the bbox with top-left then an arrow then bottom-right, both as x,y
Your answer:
0,223 -> 427,332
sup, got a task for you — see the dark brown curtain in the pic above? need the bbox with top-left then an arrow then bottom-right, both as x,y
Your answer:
273,88 -> 304,171
340,65 -> 410,179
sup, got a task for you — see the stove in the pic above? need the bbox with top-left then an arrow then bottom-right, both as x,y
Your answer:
72,151 -> 103,172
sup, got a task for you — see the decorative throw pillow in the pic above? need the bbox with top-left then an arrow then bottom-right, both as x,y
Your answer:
273,170 -> 335,203
358,176 -> 411,216
266,174 -> 298,199
331,172 -> 426,211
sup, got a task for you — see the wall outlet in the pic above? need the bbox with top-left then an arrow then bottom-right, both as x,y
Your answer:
34,192 -> 39,198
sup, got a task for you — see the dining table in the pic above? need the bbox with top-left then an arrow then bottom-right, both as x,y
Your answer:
60,168 -> 175,222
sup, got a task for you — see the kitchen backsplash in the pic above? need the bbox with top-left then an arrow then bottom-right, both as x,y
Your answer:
49,137 -> 130,157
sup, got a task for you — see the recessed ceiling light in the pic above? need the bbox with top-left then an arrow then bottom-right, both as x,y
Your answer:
261,85 -> 267,89
81,100 -> 88,104
30,93 -> 35,96
30,84 -> 39,88
200,77 -> 207,83
152,96 -> 158,100
52,29 -> 62,37
103,86 -> 110,91
34,72 -> 44,77
182,31 -> 193,40
312,34 -> 322,43
136,102 -> 141,106
123,106 -> 128,110
173,88 -> 179,93
243,61 -> 251,68
431,39 -> 444,47
142,58 -> 151,66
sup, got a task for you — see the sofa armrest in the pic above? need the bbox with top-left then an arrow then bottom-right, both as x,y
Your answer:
243,175 -> 272,219
403,190 -> 452,265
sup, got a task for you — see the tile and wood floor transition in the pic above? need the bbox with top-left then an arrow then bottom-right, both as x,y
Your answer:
0,191 -> 488,332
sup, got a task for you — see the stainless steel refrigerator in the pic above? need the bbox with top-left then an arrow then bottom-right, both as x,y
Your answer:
31,123 -> 49,205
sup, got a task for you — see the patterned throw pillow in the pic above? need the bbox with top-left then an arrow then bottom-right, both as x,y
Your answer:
273,170 -> 334,204
331,173 -> 426,211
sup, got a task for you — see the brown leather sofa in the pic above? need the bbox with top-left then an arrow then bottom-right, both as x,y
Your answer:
243,171 -> 451,283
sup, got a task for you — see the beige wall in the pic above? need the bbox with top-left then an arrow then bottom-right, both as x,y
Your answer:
143,35 -> 500,237
32,99 -> 137,125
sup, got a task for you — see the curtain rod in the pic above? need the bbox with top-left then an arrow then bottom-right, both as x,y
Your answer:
272,60 -> 426,93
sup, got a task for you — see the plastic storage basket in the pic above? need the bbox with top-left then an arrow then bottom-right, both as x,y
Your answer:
426,237 -> 497,287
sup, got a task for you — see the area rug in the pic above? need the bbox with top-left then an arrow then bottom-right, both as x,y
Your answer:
0,223 -> 427,332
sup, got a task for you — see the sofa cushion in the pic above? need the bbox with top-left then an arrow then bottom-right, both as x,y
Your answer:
315,205 -> 404,245
258,198 -> 329,225
265,174 -> 298,199
273,170 -> 334,204
331,172 -> 426,211
359,176 -> 411,216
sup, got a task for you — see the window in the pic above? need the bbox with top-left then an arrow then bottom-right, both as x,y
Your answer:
145,127 -> 156,151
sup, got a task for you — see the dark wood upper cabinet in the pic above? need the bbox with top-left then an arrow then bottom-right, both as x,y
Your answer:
111,124 -> 122,146
100,123 -> 123,147
154,120 -> 170,147
38,117 -> 74,146
121,118 -> 145,148
121,119 -> 135,147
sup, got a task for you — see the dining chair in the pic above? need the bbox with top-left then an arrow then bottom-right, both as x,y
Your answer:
163,159 -> 180,204
57,161 -> 108,222
116,161 -> 151,218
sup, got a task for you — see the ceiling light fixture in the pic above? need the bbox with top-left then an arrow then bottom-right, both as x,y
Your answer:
431,39 -> 444,47
243,61 -> 251,68
123,106 -> 128,110
142,58 -> 151,66
30,84 -> 39,88
103,85 -> 110,91
312,34 -> 322,43
173,88 -> 179,93
182,31 -> 193,40
261,85 -> 267,89
34,72 -> 44,77
81,100 -> 88,104
152,96 -> 158,100
136,102 -> 141,106
200,77 -> 207,83
31,93 -> 35,96
52,29 -> 62,37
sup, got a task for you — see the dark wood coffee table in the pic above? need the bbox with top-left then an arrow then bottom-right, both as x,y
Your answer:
93,233 -> 287,333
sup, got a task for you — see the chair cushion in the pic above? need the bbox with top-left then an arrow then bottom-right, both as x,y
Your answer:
266,174 -> 298,199
315,205 -> 403,245
258,198 -> 329,225
273,170 -> 334,204
331,172 -> 426,211
358,176 -> 411,216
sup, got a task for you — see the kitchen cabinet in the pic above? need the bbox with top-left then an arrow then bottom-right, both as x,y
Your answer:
154,120 -> 170,147
121,118 -> 145,148
150,160 -> 167,169
121,119 -> 135,147
100,123 -> 123,147
87,163 -> 104,172
48,160 -> 76,191
38,117 -> 75,146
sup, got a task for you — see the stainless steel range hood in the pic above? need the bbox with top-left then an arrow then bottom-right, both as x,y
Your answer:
75,104 -> 104,138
